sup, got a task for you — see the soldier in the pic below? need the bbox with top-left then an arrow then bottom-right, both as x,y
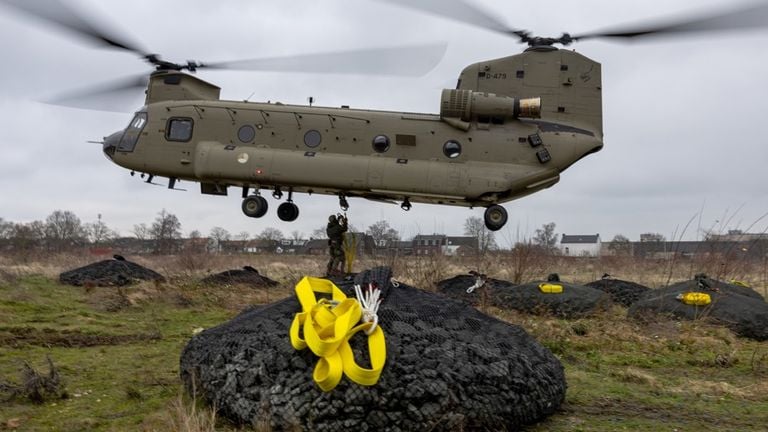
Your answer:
325,214 -> 348,277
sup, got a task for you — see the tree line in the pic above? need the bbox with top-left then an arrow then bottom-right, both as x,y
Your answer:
1,209 -> 565,256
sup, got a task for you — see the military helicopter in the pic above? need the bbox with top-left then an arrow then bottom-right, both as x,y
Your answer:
3,1 -> 767,232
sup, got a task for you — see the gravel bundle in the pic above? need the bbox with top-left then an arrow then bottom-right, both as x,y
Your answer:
180,267 -> 566,431
492,281 -> 608,318
59,256 -> 165,287
629,276 -> 768,341
200,266 -> 279,287
435,273 -> 515,307
585,278 -> 651,307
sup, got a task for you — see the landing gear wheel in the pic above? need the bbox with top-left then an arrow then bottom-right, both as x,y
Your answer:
277,202 -> 300,222
242,195 -> 268,218
484,205 -> 507,231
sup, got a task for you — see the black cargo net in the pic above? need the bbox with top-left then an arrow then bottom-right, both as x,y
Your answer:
629,274 -> 768,341
180,267 -> 566,431
584,278 -> 651,307
437,273 -> 609,319
59,257 -> 165,286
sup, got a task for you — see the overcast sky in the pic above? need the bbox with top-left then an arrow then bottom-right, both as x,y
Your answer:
1,0 -> 767,245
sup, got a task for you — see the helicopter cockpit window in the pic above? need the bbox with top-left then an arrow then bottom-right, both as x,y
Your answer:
372,135 -> 390,153
443,140 -> 462,159
117,112 -> 147,152
166,118 -> 194,142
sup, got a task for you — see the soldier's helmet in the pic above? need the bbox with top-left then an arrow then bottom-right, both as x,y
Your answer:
328,215 -> 337,223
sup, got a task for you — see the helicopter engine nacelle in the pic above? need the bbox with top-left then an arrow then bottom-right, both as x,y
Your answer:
440,89 -> 540,129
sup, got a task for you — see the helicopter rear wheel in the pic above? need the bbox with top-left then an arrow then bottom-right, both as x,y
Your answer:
242,195 -> 268,218
484,205 -> 508,231
277,202 -> 300,222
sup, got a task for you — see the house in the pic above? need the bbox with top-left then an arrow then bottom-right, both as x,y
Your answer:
559,234 -> 601,257
443,236 -> 478,256
413,235 -> 446,256
412,234 -> 478,256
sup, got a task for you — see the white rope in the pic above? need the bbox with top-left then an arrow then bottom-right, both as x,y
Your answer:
466,276 -> 485,294
355,283 -> 382,335
390,278 -> 400,288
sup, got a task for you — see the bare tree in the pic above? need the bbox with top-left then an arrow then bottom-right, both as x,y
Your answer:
464,216 -> 496,255
533,222 -> 557,252
311,225 -> 327,240
149,209 -> 182,254
188,229 -> 202,239
290,230 -> 304,241
208,226 -> 231,253
607,234 -> 632,256
0,217 -> 13,239
133,223 -> 150,240
85,215 -> 117,245
236,231 -> 251,241
366,220 -> 400,246
258,227 -> 284,241
8,221 -> 45,256
44,210 -> 87,251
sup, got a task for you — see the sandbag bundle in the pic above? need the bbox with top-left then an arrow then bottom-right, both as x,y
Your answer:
435,273 -> 515,306
180,267 -> 566,431
59,256 -> 165,287
200,266 -> 279,287
585,277 -> 651,307
492,279 -> 609,318
629,275 -> 768,341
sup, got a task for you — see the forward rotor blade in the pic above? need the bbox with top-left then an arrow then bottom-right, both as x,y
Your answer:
574,2 -> 768,41
376,0 -> 526,40
44,75 -> 148,112
0,0 -> 147,55
202,43 -> 448,77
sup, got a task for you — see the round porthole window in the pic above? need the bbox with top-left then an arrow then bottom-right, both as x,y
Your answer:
372,135 -> 390,153
238,125 -> 255,143
304,130 -> 322,148
443,140 -> 462,159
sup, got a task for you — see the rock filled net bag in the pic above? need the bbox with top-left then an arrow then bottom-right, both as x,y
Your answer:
180,267 -> 566,431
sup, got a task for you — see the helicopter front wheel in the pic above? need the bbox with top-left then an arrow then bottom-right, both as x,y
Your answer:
484,205 -> 508,231
277,202 -> 300,222
242,195 -> 268,218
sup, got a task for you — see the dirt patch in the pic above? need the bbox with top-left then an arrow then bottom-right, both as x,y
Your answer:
0,327 -> 161,348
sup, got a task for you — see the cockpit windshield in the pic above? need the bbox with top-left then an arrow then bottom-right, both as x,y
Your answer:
117,112 -> 147,152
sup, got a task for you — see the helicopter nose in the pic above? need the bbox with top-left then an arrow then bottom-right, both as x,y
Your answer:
102,131 -> 122,160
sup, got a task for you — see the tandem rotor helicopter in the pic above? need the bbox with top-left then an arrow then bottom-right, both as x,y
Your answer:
3,1 -> 768,231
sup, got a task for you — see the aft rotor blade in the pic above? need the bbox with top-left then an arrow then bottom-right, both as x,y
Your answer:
201,43 -> 448,77
376,0 -> 527,41
574,2 -> 768,41
0,0 -> 148,55
44,75 -> 148,112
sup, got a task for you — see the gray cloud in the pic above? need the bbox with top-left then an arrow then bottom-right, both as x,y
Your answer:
1,0 -> 767,244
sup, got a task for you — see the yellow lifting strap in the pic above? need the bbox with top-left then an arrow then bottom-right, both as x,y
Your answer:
538,283 -> 564,294
678,291 -> 712,306
289,276 -> 386,392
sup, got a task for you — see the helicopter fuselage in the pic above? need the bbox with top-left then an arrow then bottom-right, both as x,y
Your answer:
103,47 -> 603,229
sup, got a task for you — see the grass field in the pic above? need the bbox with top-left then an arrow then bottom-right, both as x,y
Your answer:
1,253 -> 767,431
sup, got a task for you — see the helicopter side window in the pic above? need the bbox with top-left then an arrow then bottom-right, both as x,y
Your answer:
166,118 -> 194,142
443,140 -> 462,159
117,112 -> 148,152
